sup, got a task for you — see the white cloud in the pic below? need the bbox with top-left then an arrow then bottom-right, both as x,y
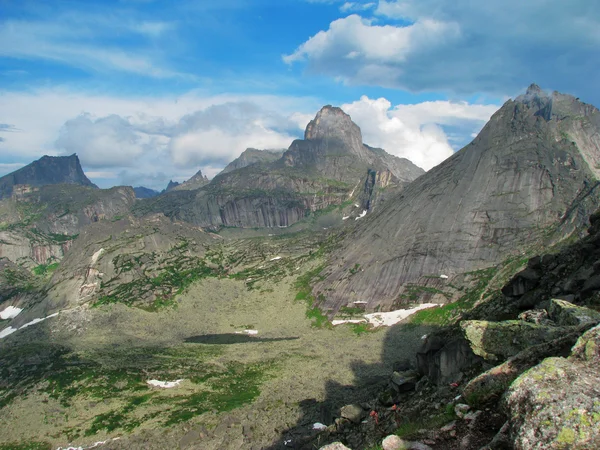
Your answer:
0,88 -> 316,189
0,87 -> 498,188
284,15 -> 458,67
340,2 -> 375,13
288,0 -> 600,102
0,17 -> 184,79
341,96 -> 498,170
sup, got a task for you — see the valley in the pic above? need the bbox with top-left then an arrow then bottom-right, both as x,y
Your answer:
1,85 -> 600,450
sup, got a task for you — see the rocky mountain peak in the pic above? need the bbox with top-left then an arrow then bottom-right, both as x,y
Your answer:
0,153 -> 96,200
304,105 -> 363,144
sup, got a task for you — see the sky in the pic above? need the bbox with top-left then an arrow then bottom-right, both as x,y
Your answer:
0,0 -> 598,190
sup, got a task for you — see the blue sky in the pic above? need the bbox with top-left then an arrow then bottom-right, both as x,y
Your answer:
0,0 -> 598,189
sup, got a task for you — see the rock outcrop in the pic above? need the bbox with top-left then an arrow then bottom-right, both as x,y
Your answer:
0,154 -> 96,199
314,85 -> 600,314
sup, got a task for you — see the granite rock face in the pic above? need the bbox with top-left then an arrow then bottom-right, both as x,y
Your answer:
314,85 -> 600,313
136,106 -> 424,229
0,154 -> 96,199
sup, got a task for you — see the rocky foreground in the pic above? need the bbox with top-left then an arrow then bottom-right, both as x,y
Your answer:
302,210 -> 600,450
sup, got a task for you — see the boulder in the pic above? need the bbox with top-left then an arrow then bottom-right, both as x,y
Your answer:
461,320 -> 568,361
319,443 -> 352,450
505,357 -> 600,449
517,309 -> 553,325
462,330 -> 581,407
390,370 -> 420,392
504,326 -> 600,449
548,299 -> 600,326
340,404 -> 365,424
416,337 -> 482,385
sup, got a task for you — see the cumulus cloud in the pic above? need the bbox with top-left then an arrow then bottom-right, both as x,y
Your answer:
0,87 -> 498,188
56,114 -> 154,168
286,0 -> 600,102
341,96 -> 498,170
0,88 -> 317,189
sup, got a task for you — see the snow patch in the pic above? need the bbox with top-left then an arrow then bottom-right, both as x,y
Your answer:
91,248 -> 105,265
355,210 -> 367,220
58,437 -> 121,450
342,216 -> 350,220
353,301 -> 368,305
440,274 -> 449,279
0,305 -> 22,319
269,256 -> 282,261
0,311 -> 60,339
312,422 -> 327,430
331,319 -> 367,326
354,204 -> 359,208
365,304 -> 440,327
147,379 -> 184,388
236,329 -> 258,335
0,327 -> 17,339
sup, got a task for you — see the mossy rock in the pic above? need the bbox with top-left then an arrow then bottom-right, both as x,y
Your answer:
549,299 -> 600,327
461,320 -> 568,361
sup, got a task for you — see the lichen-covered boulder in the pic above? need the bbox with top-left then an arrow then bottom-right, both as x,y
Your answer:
548,299 -> 600,327
504,325 -> 600,449
505,357 -> 600,449
461,320 -> 568,361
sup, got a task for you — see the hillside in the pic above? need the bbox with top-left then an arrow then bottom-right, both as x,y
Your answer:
313,85 -> 600,314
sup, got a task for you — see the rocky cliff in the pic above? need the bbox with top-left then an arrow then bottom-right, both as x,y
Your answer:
314,85 -> 600,314
0,154 -> 96,200
137,106 -> 424,229
0,184 -> 136,266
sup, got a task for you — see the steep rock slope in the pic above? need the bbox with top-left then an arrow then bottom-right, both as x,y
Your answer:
136,106 -> 424,229
0,154 -> 96,199
315,85 -> 600,314
219,148 -> 285,175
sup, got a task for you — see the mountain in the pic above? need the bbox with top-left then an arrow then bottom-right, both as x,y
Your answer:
133,186 -> 159,199
219,148 -> 285,175
164,180 -> 180,192
171,169 -> 209,191
313,85 -> 600,314
0,154 -> 96,199
136,106 -> 424,229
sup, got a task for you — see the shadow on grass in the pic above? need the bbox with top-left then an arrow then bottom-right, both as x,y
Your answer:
184,333 -> 300,344
264,322 -> 440,450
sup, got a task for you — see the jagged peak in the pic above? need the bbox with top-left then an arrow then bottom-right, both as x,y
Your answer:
304,105 -> 362,142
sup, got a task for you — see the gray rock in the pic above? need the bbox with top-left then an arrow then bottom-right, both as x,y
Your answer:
461,320 -> 569,361
319,443 -> 352,450
454,403 -> 470,419
382,435 -> 406,450
391,370 -> 420,391
340,404 -> 365,424
548,299 -> 600,326
517,309 -> 552,325
504,325 -> 600,449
